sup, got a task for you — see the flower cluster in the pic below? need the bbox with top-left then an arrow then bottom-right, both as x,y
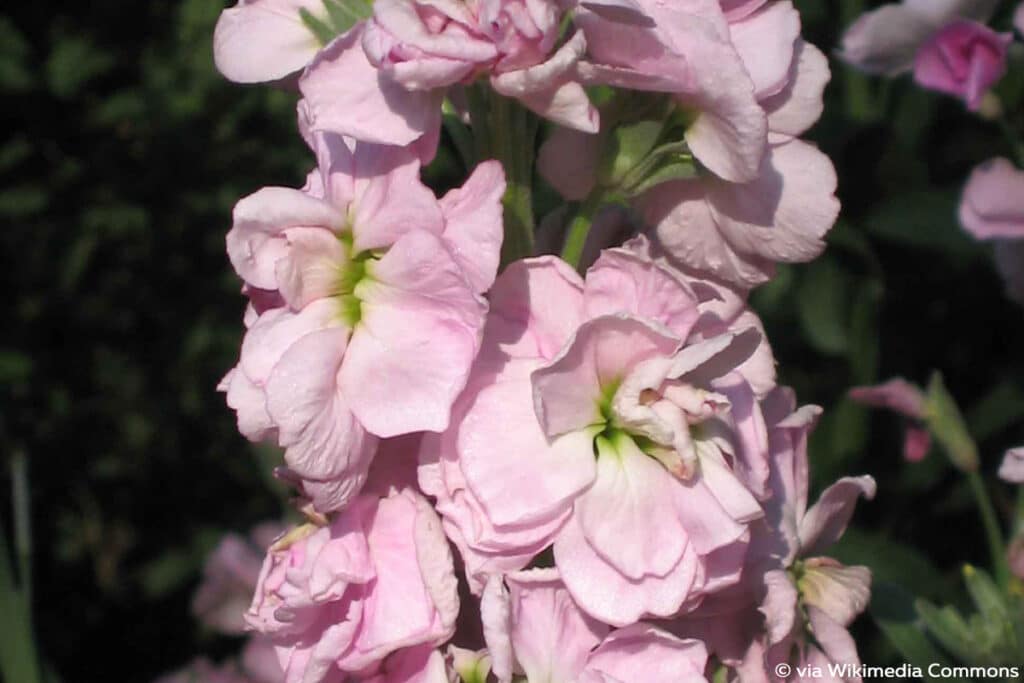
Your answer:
208,0 -> 873,681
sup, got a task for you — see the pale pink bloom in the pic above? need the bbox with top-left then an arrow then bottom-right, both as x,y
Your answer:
421,246 -> 775,624
999,447 -> 1024,483
960,158 -> 1024,240
300,1 -> 598,151
213,0 -> 328,83
482,569 -> 709,683
192,523 -> 287,634
221,126 -> 505,512
540,1 -> 837,289
849,378 -> 931,463
246,488 -> 459,683
839,0 -> 1002,75
914,20 -> 1010,110
639,138 -> 839,289
242,637 -> 288,683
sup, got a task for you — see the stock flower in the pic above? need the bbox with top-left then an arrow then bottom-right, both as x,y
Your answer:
540,0 -> 837,288
849,378 -> 932,463
213,0 -> 327,83
246,488 -> 459,683
221,119 -> 505,512
300,0 -> 598,153
913,20 -> 1010,110
421,244 -> 775,625
481,569 -> 709,683
839,0 -> 1002,75
675,387 -> 875,681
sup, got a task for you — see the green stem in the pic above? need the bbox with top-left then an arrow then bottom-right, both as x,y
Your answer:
839,0 -> 875,122
560,190 -> 605,270
490,94 -> 537,267
0,453 -> 42,683
466,85 -> 492,161
966,469 -> 1009,587
441,98 -> 476,171
12,451 -> 31,604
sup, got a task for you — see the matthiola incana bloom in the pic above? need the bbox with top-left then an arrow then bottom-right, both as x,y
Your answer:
481,568 -> 709,683
913,20 -> 1011,111
299,0 -> 599,152
220,113 -> 505,512
420,241 -> 777,625
540,0 -> 838,288
246,487 -> 459,683
849,378 -> 932,463
674,387 -> 876,681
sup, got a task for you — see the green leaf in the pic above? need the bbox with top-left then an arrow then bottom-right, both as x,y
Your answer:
916,600 -> 977,663
961,565 -> 1008,625
45,34 -> 114,99
870,582 -> 956,682
797,257 -> 851,356
864,191 -> 981,259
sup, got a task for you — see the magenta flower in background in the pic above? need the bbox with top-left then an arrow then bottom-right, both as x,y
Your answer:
913,20 -> 1011,111
839,0 -> 1002,75
960,158 -> 1024,305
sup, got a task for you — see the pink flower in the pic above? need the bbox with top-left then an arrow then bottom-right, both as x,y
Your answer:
299,1 -> 598,151
421,245 -> 777,625
674,387 -> 875,681
246,488 -> 459,683
481,569 -> 709,683
960,158 -> 1024,240
914,20 -> 1010,110
849,378 -> 932,463
540,1 -> 837,288
221,121 -> 505,512
192,523 -> 287,634
839,0 -> 1002,76
999,447 -> 1024,483
213,0 -> 328,83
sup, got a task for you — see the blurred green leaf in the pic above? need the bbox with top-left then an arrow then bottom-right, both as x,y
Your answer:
797,257 -> 851,356
45,34 -> 114,99
870,582 -> 956,682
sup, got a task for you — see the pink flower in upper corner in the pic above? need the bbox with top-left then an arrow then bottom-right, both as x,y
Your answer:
213,0 -> 332,83
247,488 -> 459,683
220,118 -> 505,513
299,0 -> 598,152
849,378 -> 932,463
421,242 -> 778,626
481,569 -> 709,683
914,20 -> 1011,111
959,158 -> 1024,305
541,0 -> 838,289
839,0 -> 1002,76
999,447 -> 1024,483
192,523 -> 287,634
673,387 -> 876,682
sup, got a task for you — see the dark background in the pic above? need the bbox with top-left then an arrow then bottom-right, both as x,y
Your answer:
2,0 -> 1023,680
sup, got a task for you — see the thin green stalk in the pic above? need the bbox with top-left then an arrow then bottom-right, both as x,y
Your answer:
560,190 -> 605,270
966,470 -> 1009,587
441,99 -> 476,171
839,0 -> 875,122
490,94 -> 537,267
466,85 -> 492,160
0,453 -> 42,683
13,451 -> 31,603
1015,486 -> 1024,536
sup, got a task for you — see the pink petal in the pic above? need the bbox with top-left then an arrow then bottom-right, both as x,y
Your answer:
460,361 -> 597,528
763,41 -> 830,139
759,569 -> 798,646
275,227 -> 348,310
999,447 -> 1024,483
536,126 -> 600,201
342,230 -> 486,436
799,558 -> 871,627
848,377 -> 926,419
727,1 -> 801,99
227,187 -> 344,291
798,476 -> 877,557
959,157 -> 1024,240
914,20 -> 1010,111
300,24 -> 443,147
504,569 -> 609,683
486,256 -> 586,361
213,0 -> 323,83
837,4 -> 940,76
239,299 -> 345,386
903,425 -> 932,463
439,160 -> 507,293
554,512 -> 700,626
576,436 -> 691,579
516,80 -> 601,134
805,607 -> 862,672
584,248 -> 702,340
532,315 -> 681,438
583,623 -> 709,683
